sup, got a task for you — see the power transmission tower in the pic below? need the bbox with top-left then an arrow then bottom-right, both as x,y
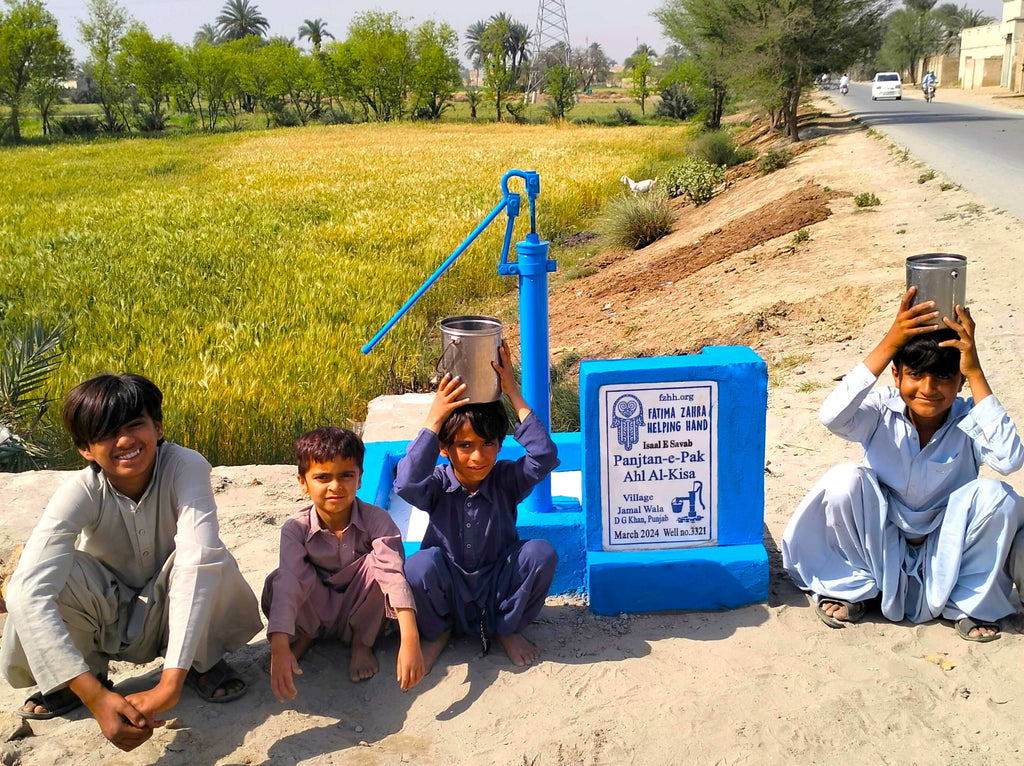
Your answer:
526,0 -> 571,97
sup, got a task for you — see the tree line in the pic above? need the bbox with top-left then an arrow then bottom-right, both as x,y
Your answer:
0,0 -> 624,142
652,0 -> 994,140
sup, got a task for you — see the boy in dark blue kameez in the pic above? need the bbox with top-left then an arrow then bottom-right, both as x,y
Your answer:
394,342 -> 559,669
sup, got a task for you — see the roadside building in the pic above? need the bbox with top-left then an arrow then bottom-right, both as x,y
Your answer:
959,0 -> 1024,91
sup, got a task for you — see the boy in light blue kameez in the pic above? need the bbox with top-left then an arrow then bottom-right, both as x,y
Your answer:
782,289 -> 1024,641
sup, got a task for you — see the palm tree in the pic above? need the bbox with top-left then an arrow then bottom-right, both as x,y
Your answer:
464,19 -> 489,70
298,18 -> 333,54
215,0 -> 269,41
0,319 -> 65,472
193,23 -> 220,46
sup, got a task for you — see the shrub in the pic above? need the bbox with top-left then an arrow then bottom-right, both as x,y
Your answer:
272,108 -> 302,128
56,115 -> 101,137
654,82 -> 698,120
917,170 -> 935,184
610,106 -> 638,126
665,157 -> 725,205
602,191 -> 677,249
940,182 -> 955,191
322,107 -> 353,125
690,131 -> 756,168
757,147 -> 793,174
792,228 -> 810,244
854,192 -> 881,207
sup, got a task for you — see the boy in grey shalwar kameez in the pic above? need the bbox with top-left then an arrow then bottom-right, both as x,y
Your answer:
782,289 -> 1024,640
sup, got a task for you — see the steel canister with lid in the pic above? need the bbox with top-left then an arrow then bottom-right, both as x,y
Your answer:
906,253 -> 966,328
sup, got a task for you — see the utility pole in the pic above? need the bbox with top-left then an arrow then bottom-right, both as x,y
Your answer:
526,0 -> 571,99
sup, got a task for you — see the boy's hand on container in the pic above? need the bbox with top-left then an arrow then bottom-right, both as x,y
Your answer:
941,305 -> 989,386
269,638 -> 302,702
866,287 -> 940,376
492,341 -> 531,420
425,374 -> 469,434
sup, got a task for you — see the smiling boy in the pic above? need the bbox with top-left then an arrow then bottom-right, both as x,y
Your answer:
1,374 -> 262,751
261,427 -> 423,700
782,289 -> 1024,640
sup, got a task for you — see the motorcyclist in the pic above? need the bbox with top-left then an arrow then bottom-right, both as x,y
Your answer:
839,73 -> 850,94
922,71 -> 937,96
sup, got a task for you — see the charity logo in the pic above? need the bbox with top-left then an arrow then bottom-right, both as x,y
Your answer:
610,394 -> 644,451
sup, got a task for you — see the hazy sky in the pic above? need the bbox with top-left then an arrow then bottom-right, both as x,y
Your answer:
44,0 -> 1008,65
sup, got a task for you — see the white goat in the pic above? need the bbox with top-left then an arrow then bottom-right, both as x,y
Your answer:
621,175 -> 657,194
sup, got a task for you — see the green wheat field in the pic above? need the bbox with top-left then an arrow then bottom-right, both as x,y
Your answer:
1,121 -> 689,464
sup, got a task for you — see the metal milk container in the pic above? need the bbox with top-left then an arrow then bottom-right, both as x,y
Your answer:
438,316 -> 503,403
905,253 -> 966,328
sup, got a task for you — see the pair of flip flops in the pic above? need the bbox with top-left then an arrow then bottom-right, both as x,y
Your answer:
814,597 -> 866,629
955,616 -> 1001,643
184,658 -> 248,703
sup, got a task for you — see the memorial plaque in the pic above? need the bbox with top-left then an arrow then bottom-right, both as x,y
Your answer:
599,381 -> 718,550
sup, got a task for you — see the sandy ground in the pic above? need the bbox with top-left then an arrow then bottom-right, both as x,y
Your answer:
4,92 -> 1024,765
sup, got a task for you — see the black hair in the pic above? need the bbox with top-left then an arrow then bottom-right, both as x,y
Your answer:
893,329 -> 961,377
62,374 -> 164,449
295,426 -> 365,474
438,400 -> 511,447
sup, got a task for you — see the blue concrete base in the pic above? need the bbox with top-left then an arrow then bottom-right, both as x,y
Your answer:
586,543 -> 768,615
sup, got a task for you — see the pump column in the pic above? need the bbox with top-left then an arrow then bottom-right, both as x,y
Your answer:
516,231 -> 556,514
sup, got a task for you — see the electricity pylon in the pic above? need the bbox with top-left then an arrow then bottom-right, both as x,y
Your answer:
526,0 -> 571,97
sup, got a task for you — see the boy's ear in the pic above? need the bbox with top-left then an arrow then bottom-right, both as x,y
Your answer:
297,472 -> 308,494
891,364 -> 900,385
78,445 -> 95,463
154,421 -> 164,441
439,445 -> 450,459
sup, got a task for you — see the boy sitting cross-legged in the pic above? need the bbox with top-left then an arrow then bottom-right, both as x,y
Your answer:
261,427 -> 424,701
394,341 -> 560,670
1,373 -> 263,752
782,289 -> 1024,641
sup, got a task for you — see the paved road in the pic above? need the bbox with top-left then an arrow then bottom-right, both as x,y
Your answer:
829,83 -> 1024,221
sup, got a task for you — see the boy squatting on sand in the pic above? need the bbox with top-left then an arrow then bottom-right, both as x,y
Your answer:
394,341 -> 560,670
782,289 -> 1024,640
262,426 -> 424,700
1,374 -> 262,752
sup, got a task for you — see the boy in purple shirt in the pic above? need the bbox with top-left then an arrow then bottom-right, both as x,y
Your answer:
262,427 -> 424,700
394,342 -> 560,669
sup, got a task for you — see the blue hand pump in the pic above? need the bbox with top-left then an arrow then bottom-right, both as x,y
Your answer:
362,170 -> 558,514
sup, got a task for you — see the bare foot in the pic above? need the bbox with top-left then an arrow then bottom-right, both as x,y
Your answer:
819,600 -> 851,621
498,633 -> 540,667
349,642 -> 378,682
421,630 -> 451,674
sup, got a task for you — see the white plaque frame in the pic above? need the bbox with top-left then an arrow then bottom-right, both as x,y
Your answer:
599,380 -> 718,551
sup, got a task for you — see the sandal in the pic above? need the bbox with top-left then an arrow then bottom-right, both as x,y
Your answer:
814,597 -> 866,629
955,617 -> 1000,643
185,658 -> 247,703
16,686 -> 83,720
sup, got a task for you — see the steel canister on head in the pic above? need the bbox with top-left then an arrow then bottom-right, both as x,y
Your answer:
906,253 -> 966,329
438,316 -> 503,403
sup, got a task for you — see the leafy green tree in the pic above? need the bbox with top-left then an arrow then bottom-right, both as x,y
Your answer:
181,40 -> 237,130
330,11 -> 411,122
216,0 -> 268,41
934,4 -> 995,58
543,63 -> 578,119
465,86 -> 481,119
409,20 -> 461,120
29,37 -> 73,136
298,17 -> 333,54
879,3 -> 946,82
116,23 -> 182,130
269,43 -> 321,125
655,0 -> 734,129
78,0 -> 131,132
0,0 -> 72,142
627,47 -> 655,116
0,318 -> 65,472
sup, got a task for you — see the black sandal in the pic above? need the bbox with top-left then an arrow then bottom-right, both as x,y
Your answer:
16,686 -> 82,720
185,658 -> 248,703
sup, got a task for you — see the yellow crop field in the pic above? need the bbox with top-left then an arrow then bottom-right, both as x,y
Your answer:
1,122 -> 690,464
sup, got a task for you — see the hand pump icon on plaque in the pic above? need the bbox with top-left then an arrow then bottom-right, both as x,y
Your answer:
610,394 -> 644,451
672,481 -> 705,523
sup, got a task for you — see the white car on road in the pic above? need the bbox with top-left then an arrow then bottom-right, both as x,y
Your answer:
871,72 -> 902,101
